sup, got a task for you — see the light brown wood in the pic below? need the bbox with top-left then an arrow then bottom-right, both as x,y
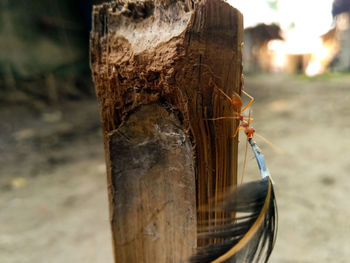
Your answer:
90,0 -> 243,261
108,104 -> 196,262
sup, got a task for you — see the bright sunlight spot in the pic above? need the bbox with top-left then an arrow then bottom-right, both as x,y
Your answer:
228,0 -> 336,76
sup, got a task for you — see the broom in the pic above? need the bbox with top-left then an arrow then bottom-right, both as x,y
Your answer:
190,139 -> 278,263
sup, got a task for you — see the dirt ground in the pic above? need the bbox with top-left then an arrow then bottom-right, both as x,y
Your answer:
1,74 -> 350,263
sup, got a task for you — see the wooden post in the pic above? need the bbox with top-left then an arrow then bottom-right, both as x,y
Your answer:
90,0 -> 243,262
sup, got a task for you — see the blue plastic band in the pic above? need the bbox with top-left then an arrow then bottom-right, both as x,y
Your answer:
248,139 -> 271,179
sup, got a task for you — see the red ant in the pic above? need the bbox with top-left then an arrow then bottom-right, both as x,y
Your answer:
209,83 -> 283,183
208,83 -> 257,184
209,82 -> 255,138
197,63 -> 256,139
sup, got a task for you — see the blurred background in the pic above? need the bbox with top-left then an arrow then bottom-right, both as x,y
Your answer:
1,0 -> 349,262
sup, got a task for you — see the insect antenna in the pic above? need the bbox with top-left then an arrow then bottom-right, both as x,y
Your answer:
255,132 -> 284,155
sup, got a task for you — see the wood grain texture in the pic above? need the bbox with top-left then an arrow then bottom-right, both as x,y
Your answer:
109,104 -> 196,262
90,0 -> 243,261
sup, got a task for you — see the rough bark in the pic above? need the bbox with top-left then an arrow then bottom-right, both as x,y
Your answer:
90,0 -> 243,262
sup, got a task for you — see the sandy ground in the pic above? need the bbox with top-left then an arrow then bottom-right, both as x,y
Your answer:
1,74 -> 350,263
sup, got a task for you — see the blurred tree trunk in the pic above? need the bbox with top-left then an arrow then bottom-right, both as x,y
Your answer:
90,0 -> 243,262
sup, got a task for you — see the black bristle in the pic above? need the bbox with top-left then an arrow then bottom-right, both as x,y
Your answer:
189,178 -> 277,263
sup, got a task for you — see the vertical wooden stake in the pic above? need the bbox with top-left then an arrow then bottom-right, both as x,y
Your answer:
90,0 -> 243,262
